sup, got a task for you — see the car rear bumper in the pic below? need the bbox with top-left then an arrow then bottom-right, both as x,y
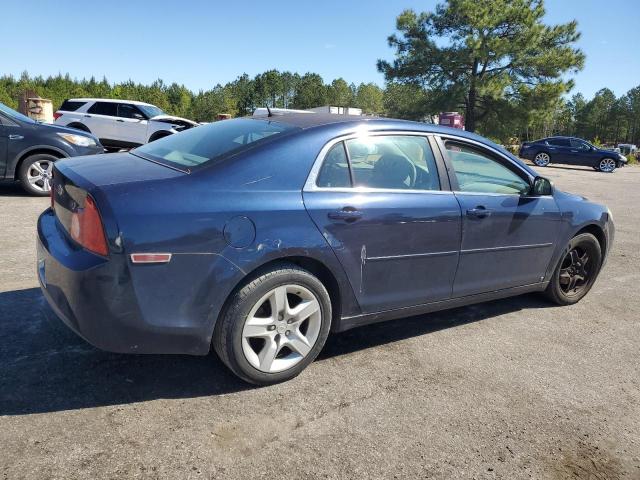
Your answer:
37,208 -> 215,355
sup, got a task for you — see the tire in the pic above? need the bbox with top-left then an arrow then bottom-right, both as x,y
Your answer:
18,153 -> 58,196
66,122 -> 90,133
213,263 -> 332,385
533,152 -> 551,167
148,131 -> 172,143
598,158 -> 617,173
544,233 -> 602,305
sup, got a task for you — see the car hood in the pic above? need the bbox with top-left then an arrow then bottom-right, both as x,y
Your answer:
149,115 -> 199,126
37,122 -> 100,141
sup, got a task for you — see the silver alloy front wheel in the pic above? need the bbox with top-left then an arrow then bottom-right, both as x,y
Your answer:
241,284 -> 322,373
26,159 -> 54,193
534,152 -> 551,167
598,158 -> 617,173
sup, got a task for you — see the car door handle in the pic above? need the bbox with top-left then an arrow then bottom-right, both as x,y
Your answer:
83,114 -> 91,118
116,119 -> 124,122
328,208 -> 362,222
8,134 -> 24,140
466,207 -> 492,218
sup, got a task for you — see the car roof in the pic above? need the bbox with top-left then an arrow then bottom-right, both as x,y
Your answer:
67,98 -> 154,106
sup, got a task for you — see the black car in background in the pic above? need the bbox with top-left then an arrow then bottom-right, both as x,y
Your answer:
519,136 -> 628,172
0,102 -> 103,195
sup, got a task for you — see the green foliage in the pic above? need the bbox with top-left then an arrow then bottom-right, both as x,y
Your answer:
378,0 -> 584,133
0,70 -> 389,122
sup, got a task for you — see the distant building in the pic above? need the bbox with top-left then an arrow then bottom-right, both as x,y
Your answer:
438,112 -> 465,129
307,106 -> 363,116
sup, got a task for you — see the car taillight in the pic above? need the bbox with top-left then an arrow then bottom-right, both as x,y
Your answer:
53,112 -> 62,120
69,195 -> 108,256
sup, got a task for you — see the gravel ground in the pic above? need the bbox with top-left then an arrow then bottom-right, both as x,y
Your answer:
1,164 -> 639,479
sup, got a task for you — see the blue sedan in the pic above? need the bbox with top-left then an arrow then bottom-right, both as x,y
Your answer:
519,136 -> 627,172
37,114 -> 614,384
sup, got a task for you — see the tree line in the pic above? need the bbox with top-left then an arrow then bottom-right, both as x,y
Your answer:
1,0 -> 638,148
0,71 -> 385,123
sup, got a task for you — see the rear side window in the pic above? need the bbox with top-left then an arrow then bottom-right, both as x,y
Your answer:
547,138 -> 570,147
346,135 -> 440,190
117,103 -> 143,119
570,138 -> 589,150
316,143 -> 351,188
87,102 -> 118,116
59,100 -> 86,112
132,118 -> 297,170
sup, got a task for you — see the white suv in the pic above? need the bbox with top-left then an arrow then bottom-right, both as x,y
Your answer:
54,98 -> 198,150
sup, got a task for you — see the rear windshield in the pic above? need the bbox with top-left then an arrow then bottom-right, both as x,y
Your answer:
59,100 -> 86,112
132,118 -> 297,170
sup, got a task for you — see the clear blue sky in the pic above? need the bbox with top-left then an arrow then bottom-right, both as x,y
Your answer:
3,0 -> 638,99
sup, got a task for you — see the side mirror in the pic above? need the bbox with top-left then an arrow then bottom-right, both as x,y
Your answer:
133,113 -> 145,121
532,176 -> 553,196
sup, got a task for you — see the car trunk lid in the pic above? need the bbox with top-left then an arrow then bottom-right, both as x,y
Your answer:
51,152 -> 186,249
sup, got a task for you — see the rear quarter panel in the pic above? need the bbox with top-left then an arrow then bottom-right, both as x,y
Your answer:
100,133 -> 361,346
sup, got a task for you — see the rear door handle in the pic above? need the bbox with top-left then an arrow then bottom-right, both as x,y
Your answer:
8,134 -> 24,140
83,114 -> 91,118
466,206 -> 492,218
116,119 -> 124,122
328,208 -> 362,222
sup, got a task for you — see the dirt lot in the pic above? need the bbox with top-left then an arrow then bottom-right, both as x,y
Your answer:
1,164 -> 639,479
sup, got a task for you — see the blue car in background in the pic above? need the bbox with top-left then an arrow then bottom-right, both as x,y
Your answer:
37,114 -> 614,384
519,136 -> 627,172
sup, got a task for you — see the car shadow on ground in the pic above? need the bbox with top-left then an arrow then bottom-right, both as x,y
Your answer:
0,180 -> 33,197
0,287 -> 553,416
520,162 -> 599,174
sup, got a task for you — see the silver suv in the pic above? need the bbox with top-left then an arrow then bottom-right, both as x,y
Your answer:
54,98 -> 198,151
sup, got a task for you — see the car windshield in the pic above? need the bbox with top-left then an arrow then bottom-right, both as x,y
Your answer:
137,104 -> 165,118
132,118 -> 297,170
0,102 -> 35,123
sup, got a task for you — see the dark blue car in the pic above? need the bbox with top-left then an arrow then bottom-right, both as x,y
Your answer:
0,102 -> 103,195
37,114 -> 614,384
519,136 -> 627,172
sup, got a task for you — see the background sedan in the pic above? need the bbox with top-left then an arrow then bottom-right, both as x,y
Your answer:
519,136 -> 627,172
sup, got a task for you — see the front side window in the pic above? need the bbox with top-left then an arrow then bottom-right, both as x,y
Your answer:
570,138 -> 590,150
137,104 -> 165,118
132,118 -> 297,170
345,135 -> 440,190
118,103 -> 143,119
445,142 -> 530,195
88,102 -> 117,116
0,102 -> 34,123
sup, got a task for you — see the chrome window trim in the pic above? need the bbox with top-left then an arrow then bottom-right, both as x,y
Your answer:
304,131 -> 446,194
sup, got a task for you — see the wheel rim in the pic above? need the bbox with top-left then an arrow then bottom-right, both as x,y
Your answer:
558,246 -> 591,297
534,153 -> 550,166
600,158 -> 616,172
241,284 -> 322,373
26,160 -> 54,192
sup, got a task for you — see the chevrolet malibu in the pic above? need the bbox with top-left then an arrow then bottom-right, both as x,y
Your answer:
37,114 -> 614,384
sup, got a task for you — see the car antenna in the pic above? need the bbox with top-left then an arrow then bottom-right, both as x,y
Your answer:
266,105 -> 272,117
